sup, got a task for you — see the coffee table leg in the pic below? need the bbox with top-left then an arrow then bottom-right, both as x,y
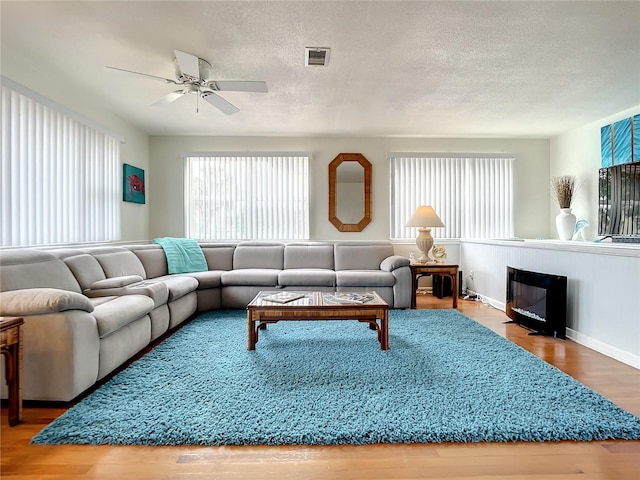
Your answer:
380,310 -> 389,350
247,312 -> 256,350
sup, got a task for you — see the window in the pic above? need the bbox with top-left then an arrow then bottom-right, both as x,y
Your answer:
1,82 -> 121,246
390,154 -> 514,239
184,153 -> 309,240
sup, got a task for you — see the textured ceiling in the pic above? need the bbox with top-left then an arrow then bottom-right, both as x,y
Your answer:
1,1 -> 639,138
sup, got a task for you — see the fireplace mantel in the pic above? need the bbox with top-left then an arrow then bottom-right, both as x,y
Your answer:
460,239 -> 640,369
464,238 -> 640,258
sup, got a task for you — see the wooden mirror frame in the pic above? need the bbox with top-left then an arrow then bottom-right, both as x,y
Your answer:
328,153 -> 372,232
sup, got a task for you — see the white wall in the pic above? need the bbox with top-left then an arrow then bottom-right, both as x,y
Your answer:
461,239 -> 640,368
2,49 -> 150,242
550,105 -> 640,240
149,136 -> 550,240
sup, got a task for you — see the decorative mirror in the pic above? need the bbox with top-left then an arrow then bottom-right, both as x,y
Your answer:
329,153 -> 372,232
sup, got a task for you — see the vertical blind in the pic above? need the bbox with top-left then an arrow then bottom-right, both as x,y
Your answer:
1,85 -> 120,246
184,153 -> 310,240
390,154 -> 514,239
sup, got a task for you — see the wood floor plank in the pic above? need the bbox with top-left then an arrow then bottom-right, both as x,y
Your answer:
2,296 -> 639,479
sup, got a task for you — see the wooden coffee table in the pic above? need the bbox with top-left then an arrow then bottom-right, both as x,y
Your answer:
247,291 -> 390,350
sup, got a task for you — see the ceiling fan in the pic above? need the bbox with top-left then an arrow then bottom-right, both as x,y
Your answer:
105,50 -> 268,115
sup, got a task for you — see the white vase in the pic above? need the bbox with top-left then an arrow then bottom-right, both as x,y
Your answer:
556,208 -> 576,240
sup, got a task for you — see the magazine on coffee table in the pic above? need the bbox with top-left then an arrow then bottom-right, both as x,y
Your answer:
261,292 -> 306,304
329,293 -> 376,304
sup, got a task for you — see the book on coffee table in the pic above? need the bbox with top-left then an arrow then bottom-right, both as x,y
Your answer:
261,292 -> 306,304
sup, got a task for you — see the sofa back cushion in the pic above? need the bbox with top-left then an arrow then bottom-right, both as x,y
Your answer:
284,243 -> 335,269
0,249 -> 82,293
233,242 -> 284,270
128,245 -> 169,279
199,243 -> 236,271
84,247 -> 147,279
334,242 -> 395,270
62,254 -> 108,290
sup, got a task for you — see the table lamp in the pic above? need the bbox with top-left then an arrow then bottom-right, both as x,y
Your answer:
406,206 -> 445,264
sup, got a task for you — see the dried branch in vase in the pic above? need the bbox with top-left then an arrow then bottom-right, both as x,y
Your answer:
552,175 -> 576,209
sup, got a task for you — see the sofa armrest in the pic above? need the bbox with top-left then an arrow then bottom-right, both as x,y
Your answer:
0,288 -> 94,316
84,282 -> 169,308
88,275 -> 143,289
380,255 -> 410,272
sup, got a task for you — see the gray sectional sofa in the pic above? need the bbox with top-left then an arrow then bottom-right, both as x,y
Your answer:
0,241 -> 410,402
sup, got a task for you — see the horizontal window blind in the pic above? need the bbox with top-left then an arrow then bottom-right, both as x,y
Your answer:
390,154 -> 514,239
1,85 -> 120,246
184,153 -> 309,240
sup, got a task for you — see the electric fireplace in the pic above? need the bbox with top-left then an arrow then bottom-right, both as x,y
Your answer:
506,266 -> 567,339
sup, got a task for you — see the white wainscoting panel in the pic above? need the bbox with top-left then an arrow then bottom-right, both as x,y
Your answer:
460,239 -> 640,368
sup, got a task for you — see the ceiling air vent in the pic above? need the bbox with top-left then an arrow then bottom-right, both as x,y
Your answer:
305,47 -> 331,66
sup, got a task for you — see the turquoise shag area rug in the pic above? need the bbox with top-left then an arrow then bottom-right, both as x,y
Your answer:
32,309 -> 640,446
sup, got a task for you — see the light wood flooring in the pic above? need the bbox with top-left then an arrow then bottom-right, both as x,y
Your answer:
2,295 -> 639,479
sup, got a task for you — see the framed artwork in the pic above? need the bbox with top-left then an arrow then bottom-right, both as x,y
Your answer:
123,163 -> 145,204
601,114 -> 639,167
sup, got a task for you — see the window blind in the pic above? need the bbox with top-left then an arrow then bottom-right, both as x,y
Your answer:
1,85 -> 120,246
390,154 -> 514,239
184,153 -> 310,240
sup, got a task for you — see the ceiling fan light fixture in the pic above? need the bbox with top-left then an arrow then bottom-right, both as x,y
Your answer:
305,47 -> 330,66
184,83 -> 200,94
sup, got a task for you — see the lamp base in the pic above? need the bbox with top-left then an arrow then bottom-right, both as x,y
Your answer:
415,227 -> 435,264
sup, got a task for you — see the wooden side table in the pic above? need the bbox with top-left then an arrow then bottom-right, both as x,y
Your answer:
1,317 -> 24,426
410,264 -> 459,309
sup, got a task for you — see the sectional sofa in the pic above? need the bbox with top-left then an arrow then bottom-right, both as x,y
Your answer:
0,241 -> 410,402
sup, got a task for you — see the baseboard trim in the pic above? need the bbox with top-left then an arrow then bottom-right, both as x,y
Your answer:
565,329 -> 640,370
477,295 -> 640,370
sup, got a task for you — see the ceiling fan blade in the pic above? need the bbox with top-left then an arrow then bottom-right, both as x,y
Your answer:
208,81 -> 268,93
105,66 -> 177,84
201,92 -> 240,115
151,90 -> 185,106
174,50 -> 201,79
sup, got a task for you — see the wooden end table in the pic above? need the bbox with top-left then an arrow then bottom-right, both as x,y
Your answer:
247,291 -> 390,350
410,264 -> 459,309
1,317 -> 24,426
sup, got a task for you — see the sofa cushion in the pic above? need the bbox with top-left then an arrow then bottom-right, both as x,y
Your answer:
336,270 -> 396,287
0,288 -> 94,316
334,242 -> 395,270
88,248 -> 147,279
92,295 -> 155,338
181,270 -> 223,289
199,244 -> 236,271
128,245 -> 169,278
61,254 -> 107,290
233,242 -> 284,270
284,243 -> 335,269
278,269 -> 336,287
144,275 -> 199,301
0,249 -> 82,293
221,269 -> 280,286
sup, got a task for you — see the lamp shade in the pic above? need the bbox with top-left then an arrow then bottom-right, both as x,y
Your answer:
406,206 -> 445,228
